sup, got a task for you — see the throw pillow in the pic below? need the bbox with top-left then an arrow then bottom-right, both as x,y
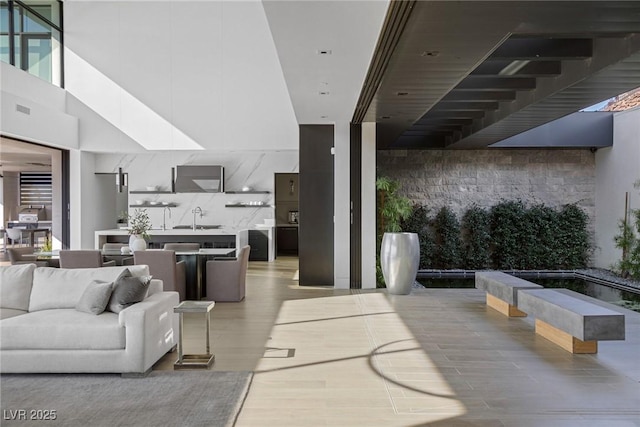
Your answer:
75,280 -> 114,315
107,268 -> 153,313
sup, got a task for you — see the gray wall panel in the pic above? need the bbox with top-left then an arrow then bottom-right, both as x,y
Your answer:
299,125 -> 334,285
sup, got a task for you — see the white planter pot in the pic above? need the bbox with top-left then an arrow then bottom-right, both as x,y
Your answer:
380,232 -> 420,295
129,234 -> 147,252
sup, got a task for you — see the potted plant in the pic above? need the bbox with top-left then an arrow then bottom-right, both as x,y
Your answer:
377,176 -> 419,295
126,209 -> 151,252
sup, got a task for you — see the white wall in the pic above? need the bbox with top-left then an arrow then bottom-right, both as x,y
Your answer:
0,177 -> 3,227
93,150 -> 298,233
70,151 -> 99,249
361,123 -> 377,288
334,121 -> 350,289
594,108 -> 640,269
0,62 -> 78,149
63,1 -> 297,153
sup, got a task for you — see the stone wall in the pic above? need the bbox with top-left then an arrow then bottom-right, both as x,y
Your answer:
377,149 -> 596,221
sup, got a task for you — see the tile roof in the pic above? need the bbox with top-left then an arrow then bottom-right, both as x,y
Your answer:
602,88 -> 640,111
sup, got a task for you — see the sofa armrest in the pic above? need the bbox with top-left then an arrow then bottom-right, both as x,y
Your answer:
118,291 -> 179,373
147,279 -> 163,296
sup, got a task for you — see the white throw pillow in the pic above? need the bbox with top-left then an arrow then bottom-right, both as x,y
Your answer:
75,280 -> 114,315
0,264 -> 36,311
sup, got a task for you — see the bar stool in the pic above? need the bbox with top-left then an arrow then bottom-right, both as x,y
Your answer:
5,228 -> 25,248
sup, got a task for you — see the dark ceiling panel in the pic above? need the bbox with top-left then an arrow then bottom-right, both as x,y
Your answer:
356,1 -> 640,150
490,38 -> 593,60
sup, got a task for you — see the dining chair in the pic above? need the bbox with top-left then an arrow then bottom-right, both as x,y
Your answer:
205,245 -> 250,302
7,247 -> 49,267
59,250 -> 117,268
102,243 -> 134,266
133,250 -> 186,301
162,243 -> 201,251
102,243 -> 129,252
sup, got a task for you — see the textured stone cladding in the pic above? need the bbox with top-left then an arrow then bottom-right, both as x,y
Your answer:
377,149 -> 595,222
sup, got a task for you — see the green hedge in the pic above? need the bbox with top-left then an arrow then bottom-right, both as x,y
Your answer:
461,205 -> 491,269
403,200 -> 590,270
401,204 -> 435,269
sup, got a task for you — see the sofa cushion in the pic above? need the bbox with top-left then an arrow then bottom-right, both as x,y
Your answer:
0,264 -> 36,311
29,265 -> 150,312
0,308 -> 28,320
0,309 -> 124,350
76,280 -> 114,315
107,269 -> 152,313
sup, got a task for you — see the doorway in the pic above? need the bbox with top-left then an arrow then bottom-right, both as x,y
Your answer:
274,173 -> 299,256
0,136 -> 69,253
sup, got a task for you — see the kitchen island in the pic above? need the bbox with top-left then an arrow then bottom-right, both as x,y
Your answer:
95,228 -> 249,251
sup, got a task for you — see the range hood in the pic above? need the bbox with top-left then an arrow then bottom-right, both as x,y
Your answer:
174,165 -> 224,193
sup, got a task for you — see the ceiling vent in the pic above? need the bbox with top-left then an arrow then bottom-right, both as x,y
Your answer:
16,104 -> 31,115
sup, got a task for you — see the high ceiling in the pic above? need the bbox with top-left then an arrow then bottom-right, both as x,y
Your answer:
262,0 -> 389,125
353,1 -> 640,149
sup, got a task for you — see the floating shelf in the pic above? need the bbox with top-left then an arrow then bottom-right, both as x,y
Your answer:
130,190 -> 175,194
225,204 -> 272,208
129,203 -> 178,208
225,190 -> 271,194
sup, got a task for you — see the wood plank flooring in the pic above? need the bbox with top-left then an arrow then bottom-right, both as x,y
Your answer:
156,257 -> 640,426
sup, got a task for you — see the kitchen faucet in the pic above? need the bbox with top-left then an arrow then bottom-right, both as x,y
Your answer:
162,206 -> 172,231
192,206 -> 203,230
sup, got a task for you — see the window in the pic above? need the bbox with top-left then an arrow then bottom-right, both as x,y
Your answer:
20,172 -> 52,205
0,0 -> 62,86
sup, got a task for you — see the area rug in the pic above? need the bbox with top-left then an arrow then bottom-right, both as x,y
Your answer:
0,370 -> 252,427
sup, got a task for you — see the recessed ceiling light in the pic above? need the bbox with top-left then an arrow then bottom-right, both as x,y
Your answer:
320,115 -> 328,119
421,50 -> 440,57
397,92 -> 409,96
317,49 -> 332,55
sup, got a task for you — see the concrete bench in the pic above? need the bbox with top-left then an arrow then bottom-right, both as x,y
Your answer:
475,271 -> 543,317
518,289 -> 625,354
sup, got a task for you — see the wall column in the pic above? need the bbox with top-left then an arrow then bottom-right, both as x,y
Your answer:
361,122 -> 377,288
334,121 -> 351,288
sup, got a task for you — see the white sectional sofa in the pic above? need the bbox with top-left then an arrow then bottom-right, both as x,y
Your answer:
0,263 -> 179,376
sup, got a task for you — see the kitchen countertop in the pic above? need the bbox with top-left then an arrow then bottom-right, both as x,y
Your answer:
95,228 -> 243,236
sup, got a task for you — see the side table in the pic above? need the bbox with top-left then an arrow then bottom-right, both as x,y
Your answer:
174,300 -> 216,370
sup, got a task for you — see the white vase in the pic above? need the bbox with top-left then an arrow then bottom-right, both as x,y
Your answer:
380,232 -> 420,295
129,234 -> 147,252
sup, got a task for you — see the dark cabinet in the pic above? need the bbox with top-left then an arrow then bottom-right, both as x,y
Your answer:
248,230 -> 269,261
276,226 -> 298,255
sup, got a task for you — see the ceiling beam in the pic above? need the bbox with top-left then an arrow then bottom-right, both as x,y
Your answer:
394,135 -> 448,149
456,77 -> 537,91
432,101 -> 500,111
472,60 -> 562,77
415,118 -> 474,126
423,110 -> 486,119
490,38 -> 593,60
442,91 -> 517,101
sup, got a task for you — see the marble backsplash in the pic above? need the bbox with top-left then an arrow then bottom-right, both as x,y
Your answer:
95,150 -> 298,230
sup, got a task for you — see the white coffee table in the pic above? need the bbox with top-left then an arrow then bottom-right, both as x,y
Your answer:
173,300 -> 215,369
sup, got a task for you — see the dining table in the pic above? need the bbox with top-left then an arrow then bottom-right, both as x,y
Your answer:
37,248 -> 237,300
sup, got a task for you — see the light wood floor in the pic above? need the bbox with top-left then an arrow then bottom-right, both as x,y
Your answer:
157,257 -> 640,427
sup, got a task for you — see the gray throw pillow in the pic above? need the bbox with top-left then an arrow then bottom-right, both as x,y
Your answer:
76,280 -> 114,315
107,269 -> 152,313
